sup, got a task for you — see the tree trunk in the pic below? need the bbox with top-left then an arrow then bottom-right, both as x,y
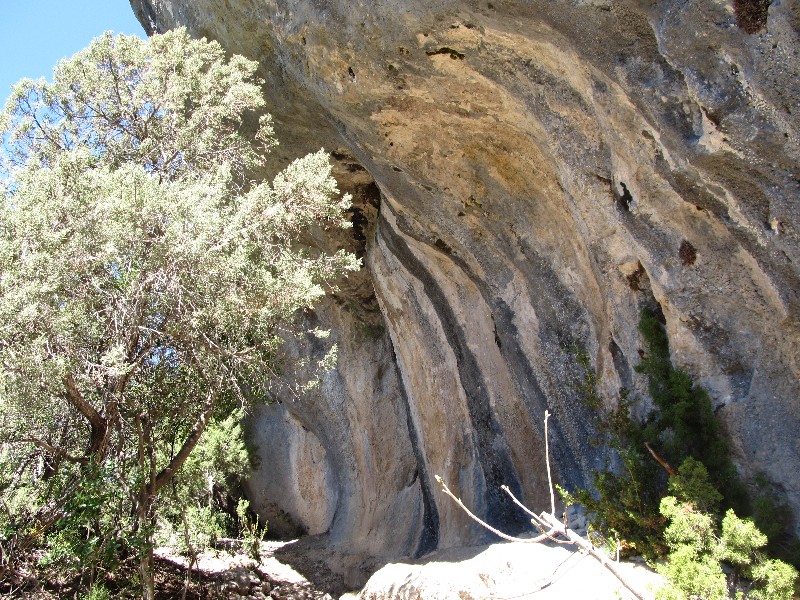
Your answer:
135,414 -> 156,600
152,390 -> 216,493
132,391 -> 216,599
138,495 -> 156,600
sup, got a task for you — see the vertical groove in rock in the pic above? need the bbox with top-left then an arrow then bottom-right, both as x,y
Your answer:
377,209 -> 529,536
391,344 -> 440,556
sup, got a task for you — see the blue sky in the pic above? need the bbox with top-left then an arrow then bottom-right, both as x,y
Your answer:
0,1 -> 145,107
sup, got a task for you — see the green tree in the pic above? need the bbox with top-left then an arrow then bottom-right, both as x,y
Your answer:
657,497 -> 798,600
0,29 -> 358,598
635,310 -> 744,508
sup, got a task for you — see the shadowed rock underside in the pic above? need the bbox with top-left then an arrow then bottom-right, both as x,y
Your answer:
131,0 -> 800,580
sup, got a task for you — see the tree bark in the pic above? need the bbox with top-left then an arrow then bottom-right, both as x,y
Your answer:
152,390 -> 216,494
135,414 -> 156,600
138,494 -> 156,600
63,374 -> 108,460
129,387 -> 217,599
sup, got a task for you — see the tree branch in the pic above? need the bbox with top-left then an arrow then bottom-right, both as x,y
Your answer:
17,437 -> 86,464
501,485 -> 573,545
151,389 -> 217,494
63,374 -> 103,431
435,476 -> 554,543
114,342 -> 153,394
62,373 -> 108,458
644,441 -> 677,477
539,512 -> 646,600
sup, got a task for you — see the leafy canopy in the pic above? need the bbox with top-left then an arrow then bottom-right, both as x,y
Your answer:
0,28 -> 358,596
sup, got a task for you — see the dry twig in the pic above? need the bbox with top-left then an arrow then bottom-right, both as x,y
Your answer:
435,410 -> 648,600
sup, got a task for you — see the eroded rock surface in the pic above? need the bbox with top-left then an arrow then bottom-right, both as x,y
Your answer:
131,0 -> 800,577
350,541 -> 663,600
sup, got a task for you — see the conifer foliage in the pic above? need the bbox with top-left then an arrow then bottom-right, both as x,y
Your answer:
565,311 -> 798,598
0,29 -> 358,598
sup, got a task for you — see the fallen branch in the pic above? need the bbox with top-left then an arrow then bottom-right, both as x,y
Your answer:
500,485 -> 573,545
540,512 -> 645,600
434,476 -> 555,543
437,475 -> 647,599
544,410 -> 555,516
434,411 -> 649,600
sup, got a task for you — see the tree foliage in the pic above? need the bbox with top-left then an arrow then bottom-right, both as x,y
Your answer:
564,310 -> 799,597
657,497 -> 798,600
634,310 -> 744,509
0,29 -> 358,598
566,310 -> 752,559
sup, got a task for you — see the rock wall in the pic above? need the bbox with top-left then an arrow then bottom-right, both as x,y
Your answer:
131,0 -> 800,569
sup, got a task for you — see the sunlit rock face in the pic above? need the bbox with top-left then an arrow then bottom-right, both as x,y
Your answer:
132,0 -> 800,568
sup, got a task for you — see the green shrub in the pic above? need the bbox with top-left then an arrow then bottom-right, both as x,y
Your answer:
748,559 -> 799,600
656,497 -> 728,600
568,311 -> 752,556
237,499 -> 268,561
656,497 -> 797,600
82,584 -> 112,600
668,457 -> 722,514
39,463 -> 130,584
635,310 -> 746,511
156,409 -> 252,554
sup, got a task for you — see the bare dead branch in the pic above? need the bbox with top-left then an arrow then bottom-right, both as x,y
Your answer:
435,476 -> 554,543
435,409 -> 650,600
539,512 -> 646,600
544,409 -> 555,516
644,441 -> 677,477
500,485 -> 573,545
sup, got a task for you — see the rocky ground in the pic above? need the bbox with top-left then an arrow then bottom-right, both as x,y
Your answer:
3,528 -> 661,599
348,540 -> 662,600
155,531 -> 663,600
153,539 -> 347,599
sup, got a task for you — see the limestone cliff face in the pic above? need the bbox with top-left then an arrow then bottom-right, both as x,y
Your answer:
131,0 -> 800,567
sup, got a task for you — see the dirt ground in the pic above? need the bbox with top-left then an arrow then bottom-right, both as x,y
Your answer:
152,538 -> 348,599
0,538 -> 346,599
2,535 -> 663,599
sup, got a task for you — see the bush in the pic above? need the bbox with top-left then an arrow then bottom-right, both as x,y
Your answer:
657,497 -> 797,600
237,499 -> 268,561
656,497 -> 728,600
82,584 -> 112,600
566,309 -> 799,597
634,310 -> 745,511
